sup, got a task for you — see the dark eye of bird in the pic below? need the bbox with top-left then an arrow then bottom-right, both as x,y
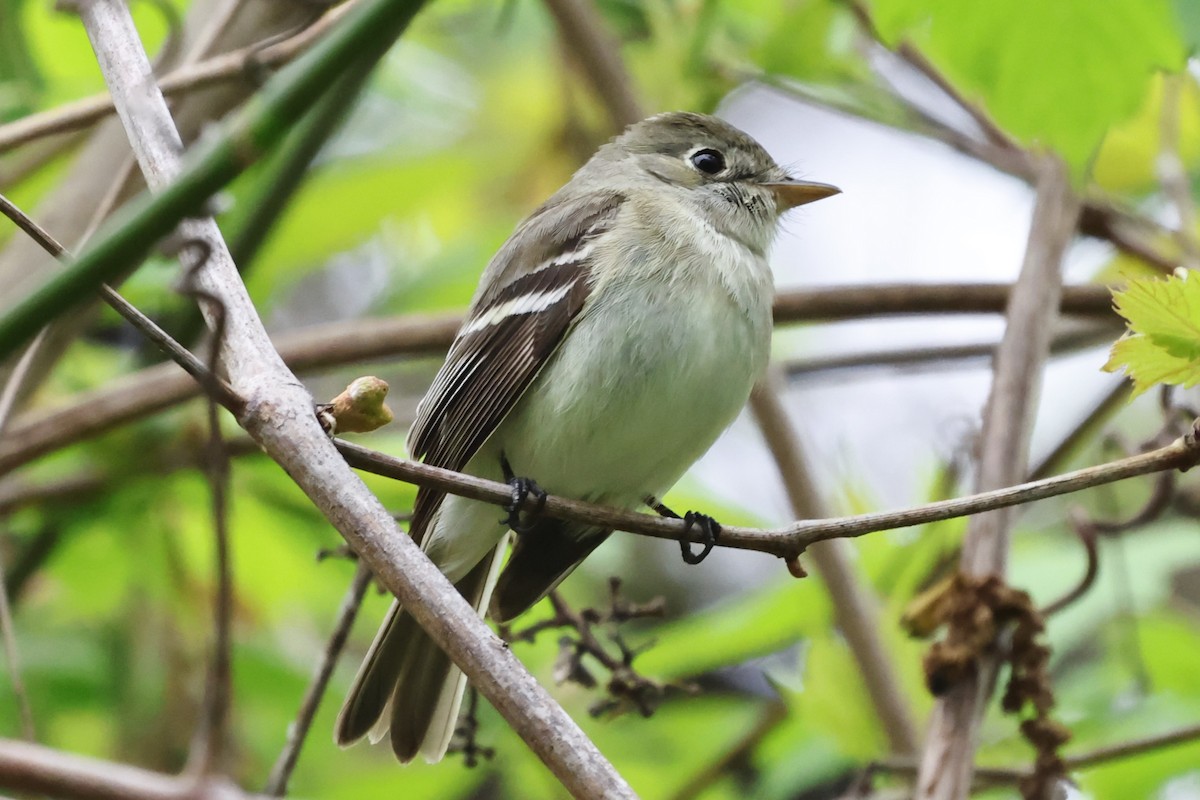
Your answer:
689,148 -> 725,175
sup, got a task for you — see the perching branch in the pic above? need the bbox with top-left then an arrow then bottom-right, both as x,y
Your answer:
335,422 -> 1200,559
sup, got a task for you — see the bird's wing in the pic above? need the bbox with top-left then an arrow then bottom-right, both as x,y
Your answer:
405,191 -> 625,542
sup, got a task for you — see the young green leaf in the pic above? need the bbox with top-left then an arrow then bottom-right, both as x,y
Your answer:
1104,270 -> 1200,396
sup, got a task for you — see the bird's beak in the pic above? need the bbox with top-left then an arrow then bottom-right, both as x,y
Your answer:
763,179 -> 841,210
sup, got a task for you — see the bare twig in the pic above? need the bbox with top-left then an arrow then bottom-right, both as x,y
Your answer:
784,322 -> 1119,382
1028,380 -> 1131,481
876,721 -> 1200,783
749,369 -> 919,754
916,158 -> 1081,800
0,737 -> 263,800
0,553 -> 34,742
771,283 -> 1112,323
0,193 -> 242,412
1039,510 -> 1099,618
446,687 -> 495,767
175,250 -> 235,777
845,0 -> 1018,152
543,0 -> 644,129
1066,722 -> 1200,770
264,563 -> 371,796
0,2 -> 355,155
0,438 -> 261,519
335,422 -> 1200,558
503,582 -> 681,718
0,331 -> 43,741
669,703 -> 788,800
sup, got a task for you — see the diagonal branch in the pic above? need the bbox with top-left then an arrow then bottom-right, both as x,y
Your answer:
264,563 -> 371,796
66,0 -> 635,795
333,426 -> 1200,558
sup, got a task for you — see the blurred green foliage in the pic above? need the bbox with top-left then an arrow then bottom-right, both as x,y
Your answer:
3,1 -> 1200,799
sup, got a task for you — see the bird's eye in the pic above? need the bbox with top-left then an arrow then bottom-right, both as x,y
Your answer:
689,148 -> 725,175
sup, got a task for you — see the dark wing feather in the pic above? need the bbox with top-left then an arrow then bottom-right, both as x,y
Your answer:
405,192 -> 624,543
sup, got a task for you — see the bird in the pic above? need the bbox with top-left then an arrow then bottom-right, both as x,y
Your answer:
334,111 -> 839,762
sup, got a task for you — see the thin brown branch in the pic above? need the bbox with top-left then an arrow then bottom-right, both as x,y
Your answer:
766,13 -> 1179,276
0,311 -> 458,478
0,552 -> 34,742
876,721 -> 1200,784
543,0 -> 644,129
504,583 -> 680,719
0,2 -> 355,155
1039,509 -> 1099,618
772,283 -> 1112,323
264,563 -> 371,796
784,321 -> 1119,381
0,438 -> 260,521
0,192 -> 242,412
1066,722 -> 1200,770
336,422 -> 1200,559
749,369 -> 919,754
917,157 -> 1082,800
180,258 -> 235,777
0,738 -> 263,800
0,283 -> 1116,478
845,0 -> 1017,151
1077,201 -> 1179,274
668,703 -> 788,800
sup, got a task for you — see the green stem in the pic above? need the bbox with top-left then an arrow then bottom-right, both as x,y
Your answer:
0,0 -> 428,362
168,50 -> 379,349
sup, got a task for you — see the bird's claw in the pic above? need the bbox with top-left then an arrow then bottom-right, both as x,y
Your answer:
500,455 -> 546,533
679,511 -> 721,565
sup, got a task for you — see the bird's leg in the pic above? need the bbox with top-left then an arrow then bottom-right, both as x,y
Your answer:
500,453 -> 547,534
646,497 -> 721,565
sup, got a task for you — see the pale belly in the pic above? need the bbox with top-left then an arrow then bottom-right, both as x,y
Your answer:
484,275 -> 771,505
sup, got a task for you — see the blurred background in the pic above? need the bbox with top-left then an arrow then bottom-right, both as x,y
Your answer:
1,0 -> 1199,798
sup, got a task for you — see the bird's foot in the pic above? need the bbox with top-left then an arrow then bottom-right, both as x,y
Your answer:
500,455 -> 547,534
648,498 -> 721,565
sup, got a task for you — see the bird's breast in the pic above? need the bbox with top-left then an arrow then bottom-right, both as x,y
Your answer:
491,238 -> 773,504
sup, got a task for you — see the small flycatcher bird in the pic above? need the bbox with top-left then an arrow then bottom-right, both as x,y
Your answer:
335,111 -> 839,762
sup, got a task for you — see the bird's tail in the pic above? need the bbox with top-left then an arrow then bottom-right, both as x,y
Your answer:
490,517 -> 610,623
334,537 -> 508,763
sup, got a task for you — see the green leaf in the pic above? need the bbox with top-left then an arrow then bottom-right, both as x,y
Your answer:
635,577 -> 830,681
869,0 -> 1188,172
1104,271 -> 1200,396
